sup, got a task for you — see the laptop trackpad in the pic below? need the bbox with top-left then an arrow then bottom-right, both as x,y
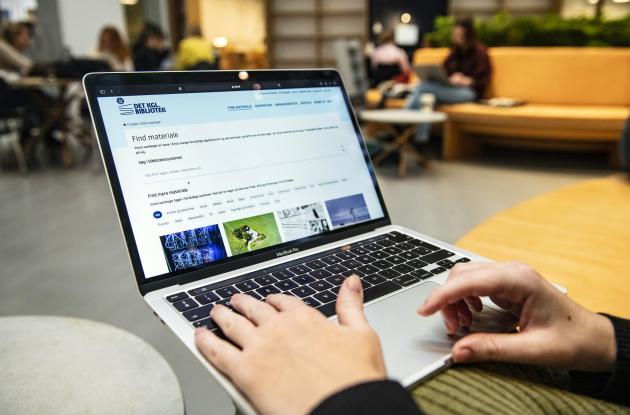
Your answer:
363,281 -> 516,386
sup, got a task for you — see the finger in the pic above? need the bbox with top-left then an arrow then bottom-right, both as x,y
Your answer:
230,293 -> 277,325
418,266 -> 528,316
452,331 -> 543,365
457,300 -> 472,328
446,262 -> 487,280
441,303 -> 459,335
464,296 -> 483,313
211,304 -> 257,348
195,327 -> 241,375
336,275 -> 370,330
266,293 -> 306,312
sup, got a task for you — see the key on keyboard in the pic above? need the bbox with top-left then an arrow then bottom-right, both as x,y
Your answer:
313,290 -> 337,304
271,270 -> 294,280
254,275 -> 278,286
183,304 -> 213,322
216,286 -> 240,299
166,292 -> 188,302
291,286 -> 316,298
196,292 -> 220,305
173,298 -> 198,311
235,280 -> 259,292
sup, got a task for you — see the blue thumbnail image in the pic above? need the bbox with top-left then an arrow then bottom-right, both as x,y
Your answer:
325,193 -> 371,228
160,224 -> 227,272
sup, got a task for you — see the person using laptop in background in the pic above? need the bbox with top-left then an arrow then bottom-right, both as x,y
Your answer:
196,262 -> 629,414
406,17 -> 491,142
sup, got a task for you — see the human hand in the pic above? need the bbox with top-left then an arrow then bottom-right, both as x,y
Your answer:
195,275 -> 386,415
418,262 -> 616,372
449,72 -> 473,86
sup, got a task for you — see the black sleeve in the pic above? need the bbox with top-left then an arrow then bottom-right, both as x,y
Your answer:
310,380 -> 422,415
570,314 -> 630,405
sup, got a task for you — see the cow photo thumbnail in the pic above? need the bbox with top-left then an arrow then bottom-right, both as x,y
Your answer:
223,213 -> 282,255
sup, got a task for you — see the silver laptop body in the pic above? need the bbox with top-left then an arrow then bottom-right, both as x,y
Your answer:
84,69 -> 502,414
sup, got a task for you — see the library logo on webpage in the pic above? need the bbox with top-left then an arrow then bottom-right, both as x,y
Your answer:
117,97 -> 167,116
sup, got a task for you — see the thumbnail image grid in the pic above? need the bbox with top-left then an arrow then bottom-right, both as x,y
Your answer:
223,212 -> 282,255
277,202 -> 330,241
325,193 -> 371,228
160,224 -> 227,272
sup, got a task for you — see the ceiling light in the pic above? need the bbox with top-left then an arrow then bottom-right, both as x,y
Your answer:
400,13 -> 411,24
212,37 -> 228,48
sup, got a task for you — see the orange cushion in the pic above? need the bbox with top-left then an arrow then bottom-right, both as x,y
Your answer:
412,47 -> 630,106
442,103 -> 630,123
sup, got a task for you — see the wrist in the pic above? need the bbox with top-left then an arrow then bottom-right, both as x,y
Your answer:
575,311 -> 616,372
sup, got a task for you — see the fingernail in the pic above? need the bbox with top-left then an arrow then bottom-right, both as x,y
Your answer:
346,275 -> 361,293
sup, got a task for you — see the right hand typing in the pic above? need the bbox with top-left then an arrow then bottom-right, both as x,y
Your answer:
418,261 -> 616,372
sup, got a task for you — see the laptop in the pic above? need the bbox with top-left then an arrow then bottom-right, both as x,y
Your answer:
414,64 -> 450,85
83,69 -> 507,414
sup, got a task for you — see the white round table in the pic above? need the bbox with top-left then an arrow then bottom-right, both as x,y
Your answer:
360,109 -> 447,176
0,316 -> 184,415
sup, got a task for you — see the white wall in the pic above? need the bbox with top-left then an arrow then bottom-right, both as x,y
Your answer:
199,0 -> 266,51
56,0 -> 127,57
0,0 -> 38,20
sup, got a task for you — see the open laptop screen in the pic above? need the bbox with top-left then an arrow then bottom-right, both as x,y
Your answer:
92,75 -> 385,281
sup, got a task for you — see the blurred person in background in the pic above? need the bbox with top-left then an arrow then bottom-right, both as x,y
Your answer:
370,30 -> 410,86
407,17 -> 490,108
132,23 -> 170,71
175,25 -> 215,70
0,22 -> 34,75
95,26 -> 133,71
406,17 -> 491,141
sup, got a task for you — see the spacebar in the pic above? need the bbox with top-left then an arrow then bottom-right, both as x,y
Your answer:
363,281 -> 402,303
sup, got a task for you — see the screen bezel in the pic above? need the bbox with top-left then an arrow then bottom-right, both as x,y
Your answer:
84,69 -> 391,295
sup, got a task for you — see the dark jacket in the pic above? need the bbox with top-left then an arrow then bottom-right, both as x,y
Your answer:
132,44 -> 169,72
443,43 -> 492,100
312,315 -> 630,415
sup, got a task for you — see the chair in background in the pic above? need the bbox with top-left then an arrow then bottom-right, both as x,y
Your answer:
0,79 -> 29,173
333,39 -> 369,103
0,114 -> 27,174
370,63 -> 403,88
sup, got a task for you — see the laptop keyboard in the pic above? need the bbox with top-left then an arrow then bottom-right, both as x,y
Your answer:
165,231 -> 470,331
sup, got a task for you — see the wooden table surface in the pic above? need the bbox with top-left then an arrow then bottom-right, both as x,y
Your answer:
457,175 -> 630,318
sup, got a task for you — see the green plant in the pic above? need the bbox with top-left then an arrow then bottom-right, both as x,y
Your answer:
423,13 -> 630,47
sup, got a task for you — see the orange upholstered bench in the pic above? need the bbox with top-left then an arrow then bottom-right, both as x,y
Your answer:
367,47 -> 630,165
